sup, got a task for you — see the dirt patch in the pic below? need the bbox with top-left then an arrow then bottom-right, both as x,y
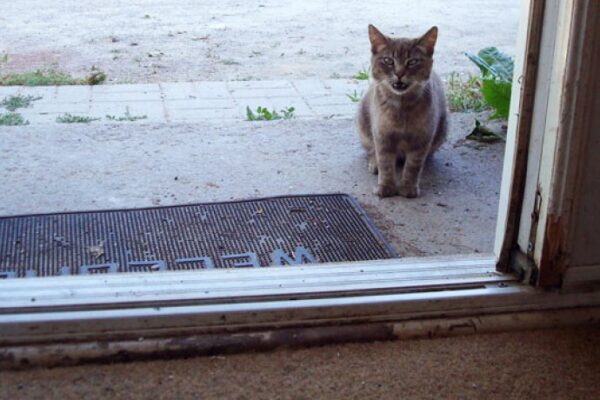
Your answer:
0,0 -> 520,83
2,51 -> 64,71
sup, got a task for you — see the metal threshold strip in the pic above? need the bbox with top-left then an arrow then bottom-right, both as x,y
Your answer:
1,254 -> 599,368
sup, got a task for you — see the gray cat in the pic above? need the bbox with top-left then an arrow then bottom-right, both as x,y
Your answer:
357,25 -> 448,198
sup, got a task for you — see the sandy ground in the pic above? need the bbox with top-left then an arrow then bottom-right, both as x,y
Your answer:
0,0 -> 520,83
0,113 -> 503,256
2,326 -> 600,399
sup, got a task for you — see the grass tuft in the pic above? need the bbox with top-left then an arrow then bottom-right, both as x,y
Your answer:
56,113 -> 100,124
353,69 -> 370,80
0,68 -> 106,86
106,107 -> 147,122
0,112 -> 28,126
346,90 -> 363,103
446,72 -> 488,113
1,94 -> 42,111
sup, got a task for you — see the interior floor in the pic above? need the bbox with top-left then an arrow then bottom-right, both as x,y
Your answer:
1,326 -> 598,399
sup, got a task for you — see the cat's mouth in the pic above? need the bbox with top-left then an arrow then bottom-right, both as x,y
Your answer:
391,82 -> 409,92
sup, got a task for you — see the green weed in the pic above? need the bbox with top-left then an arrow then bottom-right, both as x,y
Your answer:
346,90 -> 363,103
1,94 -> 42,111
0,112 -> 28,126
106,107 -> 147,122
446,72 -> 488,113
246,106 -> 295,121
353,68 -> 369,80
56,113 -> 100,124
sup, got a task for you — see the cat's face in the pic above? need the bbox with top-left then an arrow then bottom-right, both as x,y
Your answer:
368,25 -> 438,96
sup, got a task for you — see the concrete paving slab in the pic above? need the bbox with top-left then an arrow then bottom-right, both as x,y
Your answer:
165,98 -> 236,110
322,79 -> 368,95
309,95 -> 356,106
227,80 -> 294,90
2,79 -> 378,125
91,90 -> 162,103
166,107 -> 239,121
91,84 -> 161,94
160,82 -> 201,100
30,102 -> 92,114
291,80 -> 335,97
55,86 -> 92,103
0,87 -> 21,98
194,82 -> 233,99
311,104 -> 359,118
231,87 -> 299,99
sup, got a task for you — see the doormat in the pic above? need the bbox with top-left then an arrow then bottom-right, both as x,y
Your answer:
0,194 -> 397,278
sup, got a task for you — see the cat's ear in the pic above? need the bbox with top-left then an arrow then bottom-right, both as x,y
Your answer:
418,26 -> 438,56
368,24 -> 388,54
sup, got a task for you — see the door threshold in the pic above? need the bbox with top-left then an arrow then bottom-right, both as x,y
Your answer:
1,254 -> 599,369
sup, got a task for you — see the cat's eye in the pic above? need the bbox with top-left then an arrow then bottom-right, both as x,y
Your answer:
382,57 -> 394,65
407,59 -> 420,67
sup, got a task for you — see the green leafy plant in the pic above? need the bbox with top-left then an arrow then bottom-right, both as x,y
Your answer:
0,68 -> 106,86
465,47 -> 514,119
280,107 -> 295,119
246,106 -> 295,121
354,68 -> 369,80
346,89 -> 363,103
0,112 -> 28,126
446,72 -> 488,112
466,119 -> 505,143
1,94 -> 42,111
106,107 -> 147,122
56,113 -> 100,124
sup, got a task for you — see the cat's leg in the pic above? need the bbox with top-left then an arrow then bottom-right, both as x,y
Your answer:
398,148 -> 428,198
373,134 -> 398,197
367,150 -> 378,175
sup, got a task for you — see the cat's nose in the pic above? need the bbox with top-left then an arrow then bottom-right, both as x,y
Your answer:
393,82 -> 408,90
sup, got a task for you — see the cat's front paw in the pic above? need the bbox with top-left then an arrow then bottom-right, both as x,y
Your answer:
373,184 -> 397,198
398,184 -> 420,198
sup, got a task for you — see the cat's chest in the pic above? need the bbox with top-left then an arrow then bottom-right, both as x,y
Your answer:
375,103 -> 429,135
